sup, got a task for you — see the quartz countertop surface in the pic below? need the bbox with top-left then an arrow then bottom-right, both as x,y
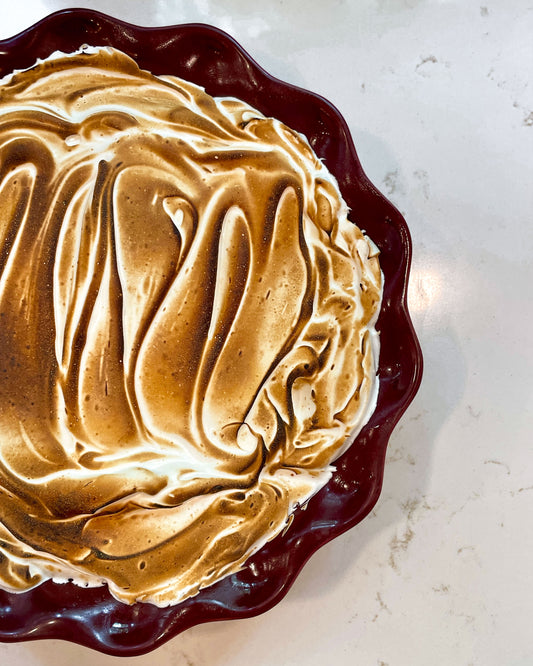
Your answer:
0,2 -> 531,665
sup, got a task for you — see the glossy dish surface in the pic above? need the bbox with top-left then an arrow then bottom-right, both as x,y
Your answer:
0,9 -> 422,656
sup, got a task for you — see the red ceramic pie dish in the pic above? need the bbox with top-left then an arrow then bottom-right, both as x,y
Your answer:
0,9 -> 422,656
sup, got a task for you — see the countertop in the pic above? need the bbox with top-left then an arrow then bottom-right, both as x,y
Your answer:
0,1 -> 531,664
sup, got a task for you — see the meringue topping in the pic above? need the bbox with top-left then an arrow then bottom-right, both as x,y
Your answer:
0,47 -> 382,606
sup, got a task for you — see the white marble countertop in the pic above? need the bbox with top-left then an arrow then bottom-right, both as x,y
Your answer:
0,2 -> 532,664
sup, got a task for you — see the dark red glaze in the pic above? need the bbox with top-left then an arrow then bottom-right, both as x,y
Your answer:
0,9 -> 423,656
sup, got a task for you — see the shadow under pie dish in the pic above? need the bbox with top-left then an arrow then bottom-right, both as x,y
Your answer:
0,9 -> 422,656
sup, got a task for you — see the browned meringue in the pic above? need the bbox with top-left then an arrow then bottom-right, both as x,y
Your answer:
0,47 -> 382,606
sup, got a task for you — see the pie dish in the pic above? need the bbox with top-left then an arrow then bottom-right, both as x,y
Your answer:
0,9 -> 422,656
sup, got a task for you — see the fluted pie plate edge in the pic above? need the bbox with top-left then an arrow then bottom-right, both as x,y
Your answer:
0,9 -> 423,656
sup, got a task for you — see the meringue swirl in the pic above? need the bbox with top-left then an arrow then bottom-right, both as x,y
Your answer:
0,47 -> 382,606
